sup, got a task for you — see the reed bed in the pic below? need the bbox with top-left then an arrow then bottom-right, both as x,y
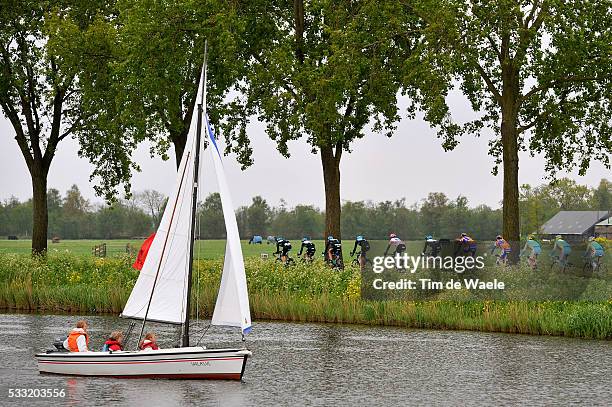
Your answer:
0,253 -> 609,339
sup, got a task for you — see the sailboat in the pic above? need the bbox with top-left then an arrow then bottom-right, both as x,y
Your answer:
35,45 -> 253,380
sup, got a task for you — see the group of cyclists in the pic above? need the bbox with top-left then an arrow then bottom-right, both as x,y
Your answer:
271,232 -> 606,272
488,234 -> 606,272
272,235 -> 357,268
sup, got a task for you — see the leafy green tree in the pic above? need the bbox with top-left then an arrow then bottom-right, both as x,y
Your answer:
592,179 -> 612,211
420,193 -> 450,237
198,193 -> 226,239
470,205 -> 502,239
341,201 -> 372,239
221,0 -> 417,239
442,196 -> 472,237
544,178 -> 592,210
287,204 -> 324,239
61,185 -> 90,239
392,200 -> 422,240
47,188 -> 63,238
519,184 -> 554,234
0,196 -> 32,237
246,196 -> 271,237
67,0 -> 245,194
0,1 -> 77,252
405,0 -> 612,249
0,1 -> 126,252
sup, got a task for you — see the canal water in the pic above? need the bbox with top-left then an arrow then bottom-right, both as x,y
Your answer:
0,313 -> 610,406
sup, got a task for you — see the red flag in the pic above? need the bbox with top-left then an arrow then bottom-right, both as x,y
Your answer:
133,233 -> 156,270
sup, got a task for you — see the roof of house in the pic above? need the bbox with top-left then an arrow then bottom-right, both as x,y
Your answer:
595,217 -> 612,226
541,211 -> 610,235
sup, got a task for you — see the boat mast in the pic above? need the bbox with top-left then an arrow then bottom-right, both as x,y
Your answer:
182,41 -> 207,347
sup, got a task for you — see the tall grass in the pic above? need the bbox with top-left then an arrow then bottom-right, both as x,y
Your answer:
0,253 -> 610,339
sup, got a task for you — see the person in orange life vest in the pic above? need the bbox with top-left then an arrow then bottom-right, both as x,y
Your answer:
102,331 -> 124,352
63,320 -> 90,352
139,332 -> 160,351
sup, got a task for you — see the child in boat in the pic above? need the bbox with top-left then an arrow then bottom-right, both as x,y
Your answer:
63,320 -> 90,352
102,331 -> 124,352
139,332 -> 159,351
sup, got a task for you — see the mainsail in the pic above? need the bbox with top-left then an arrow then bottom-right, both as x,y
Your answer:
122,60 -> 251,335
121,71 -> 202,325
208,118 -> 252,334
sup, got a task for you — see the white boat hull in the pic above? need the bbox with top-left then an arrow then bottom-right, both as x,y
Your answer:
35,347 -> 251,380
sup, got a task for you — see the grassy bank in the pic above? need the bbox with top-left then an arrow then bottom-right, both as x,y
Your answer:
0,253 -> 610,339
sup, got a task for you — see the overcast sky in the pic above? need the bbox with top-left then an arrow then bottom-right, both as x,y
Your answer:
0,91 -> 609,210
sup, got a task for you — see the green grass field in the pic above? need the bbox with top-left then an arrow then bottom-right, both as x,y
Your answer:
1,239 -> 609,271
0,239 -> 394,260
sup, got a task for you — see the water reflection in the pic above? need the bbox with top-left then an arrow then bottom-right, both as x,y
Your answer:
0,313 -> 610,406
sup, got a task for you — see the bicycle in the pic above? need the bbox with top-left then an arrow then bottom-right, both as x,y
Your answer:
351,251 -> 372,268
274,251 -> 295,266
549,254 -> 572,272
490,246 -> 509,267
298,252 -> 315,264
582,255 -> 608,274
519,253 -> 539,270
325,251 -> 343,269
493,253 -> 508,267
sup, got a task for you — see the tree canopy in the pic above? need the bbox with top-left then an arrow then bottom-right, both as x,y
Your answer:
217,0 -> 420,239
403,0 -> 612,245
0,0 -> 117,252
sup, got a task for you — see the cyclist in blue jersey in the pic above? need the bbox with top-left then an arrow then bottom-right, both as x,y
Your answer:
422,235 -> 441,257
274,237 -> 293,264
584,236 -> 605,270
520,234 -> 542,269
350,235 -> 371,268
550,235 -> 571,266
298,237 -> 316,262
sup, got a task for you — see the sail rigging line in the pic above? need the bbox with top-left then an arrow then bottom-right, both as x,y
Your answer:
136,150 -> 192,346
195,323 -> 211,346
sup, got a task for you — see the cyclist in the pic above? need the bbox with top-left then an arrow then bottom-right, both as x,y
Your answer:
322,235 -> 341,264
274,236 -> 292,263
520,234 -> 542,269
491,235 -> 512,265
455,232 -> 477,257
350,235 -> 371,267
422,235 -> 441,257
550,235 -> 571,266
298,237 -> 316,262
384,233 -> 406,257
584,236 -> 605,270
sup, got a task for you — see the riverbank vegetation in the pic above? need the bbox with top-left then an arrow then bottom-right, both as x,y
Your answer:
0,253 -> 609,340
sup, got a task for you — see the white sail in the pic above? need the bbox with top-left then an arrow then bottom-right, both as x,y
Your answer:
208,117 -> 252,334
121,68 -> 203,324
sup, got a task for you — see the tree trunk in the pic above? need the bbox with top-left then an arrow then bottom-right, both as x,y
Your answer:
499,46 -> 521,262
171,131 -> 187,170
31,169 -> 48,255
320,146 -> 342,240
501,107 -> 520,264
501,120 -> 520,241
